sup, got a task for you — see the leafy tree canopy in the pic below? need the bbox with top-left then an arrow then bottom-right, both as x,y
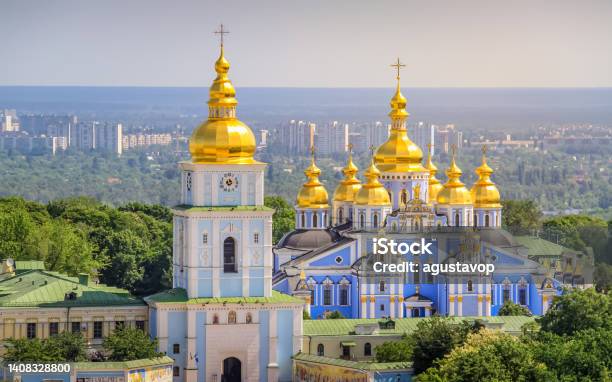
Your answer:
103,327 -> 163,361
498,300 -> 533,316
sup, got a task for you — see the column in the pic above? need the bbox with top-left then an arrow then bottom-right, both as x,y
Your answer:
398,298 -> 404,318
485,296 -> 491,316
360,296 -> 367,318
457,296 -> 463,316
424,307 -> 431,317
242,221 -> 250,297
188,217 -> 198,298
264,216 -> 273,297
212,219 -> 221,297
390,296 -> 395,318
293,309 -> 302,354
449,296 -> 455,316
157,310 -> 168,353
477,295 -> 483,316
268,310 -> 279,381
185,310 -> 197,380
369,297 -> 375,319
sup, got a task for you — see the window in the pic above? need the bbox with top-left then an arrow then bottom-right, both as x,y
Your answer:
213,314 -> 219,324
323,286 -> 332,306
253,233 -> 259,244
173,343 -> 180,354
503,288 -> 511,302
317,344 -> 324,356
360,213 -> 365,228
115,321 -> 125,330
313,213 -> 318,227
136,320 -> 145,331
364,343 -> 372,356
485,214 -> 490,227
412,308 -> 420,317
372,213 -> 378,228
467,280 -> 473,292
27,323 -> 36,339
379,280 -> 385,292
93,321 -> 103,339
338,208 -> 343,223
223,237 -> 237,273
342,345 -> 350,358
173,366 -> 180,377
339,285 -> 349,306
401,189 -> 408,205
474,213 -> 478,227
519,289 -> 527,305
380,304 -> 385,311
246,313 -> 252,324
455,213 -> 460,227
335,256 -> 343,264
71,322 -> 81,333
301,212 -> 305,227
202,233 -> 208,244
228,311 -> 237,324
49,322 -> 59,337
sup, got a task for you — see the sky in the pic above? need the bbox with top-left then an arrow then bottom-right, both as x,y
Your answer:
2,0 -> 612,87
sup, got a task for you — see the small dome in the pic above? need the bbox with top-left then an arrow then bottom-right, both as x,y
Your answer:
437,155 -> 472,205
297,157 -> 329,208
279,229 -> 341,249
470,149 -> 501,208
355,160 -> 391,206
425,148 -> 444,203
333,153 -> 362,202
189,46 -> 258,164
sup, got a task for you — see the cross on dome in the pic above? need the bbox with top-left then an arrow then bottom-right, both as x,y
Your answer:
214,23 -> 230,47
390,57 -> 406,80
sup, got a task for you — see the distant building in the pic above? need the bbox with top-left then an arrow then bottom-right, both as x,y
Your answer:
121,133 -> 173,150
73,122 -> 123,154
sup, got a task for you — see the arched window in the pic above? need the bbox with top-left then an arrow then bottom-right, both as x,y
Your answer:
485,214 -> 490,227
372,213 -> 379,228
317,344 -> 324,356
338,208 -> 343,223
213,314 -> 219,324
412,308 -> 420,317
379,280 -> 385,292
467,279 -> 473,292
202,232 -> 208,244
313,213 -> 318,228
364,343 -> 372,356
300,212 -> 305,227
401,189 -> 408,205
455,213 -> 460,227
339,285 -> 349,306
360,213 -> 365,228
246,313 -> 252,324
474,213 -> 478,227
223,237 -> 237,273
228,311 -> 237,324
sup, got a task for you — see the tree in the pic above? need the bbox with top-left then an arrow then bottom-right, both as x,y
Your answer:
594,262 -> 612,293
498,300 -> 532,316
265,196 -> 295,243
416,331 -> 553,382
542,215 -> 608,262
103,327 -> 162,361
501,200 -> 542,235
410,317 -> 474,374
325,310 -> 344,319
538,288 -> 611,336
3,333 -> 86,362
375,338 -> 412,362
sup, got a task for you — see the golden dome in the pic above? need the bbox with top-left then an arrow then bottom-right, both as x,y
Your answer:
471,146 -> 501,208
297,151 -> 330,209
189,45 -> 258,164
437,149 -> 472,205
374,59 -> 426,173
425,145 -> 444,203
355,158 -> 391,206
333,149 -> 362,202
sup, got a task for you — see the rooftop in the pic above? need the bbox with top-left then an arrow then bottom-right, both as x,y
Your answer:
73,356 -> 174,371
145,288 -> 303,305
304,316 -> 536,336
293,352 -> 412,371
0,269 -> 144,308
514,235 -> 578,257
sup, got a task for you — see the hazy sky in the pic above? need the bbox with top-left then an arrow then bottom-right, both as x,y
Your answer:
3,0 -> 612,87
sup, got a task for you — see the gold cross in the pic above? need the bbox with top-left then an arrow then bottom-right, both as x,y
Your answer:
310,145 -> 315,158
481,144 -> 487,156
369,144 -> 375,157
214,23 -> 230,47
390,57 -> 406,80
347,143 -> 353,154
427,143 -> 433,154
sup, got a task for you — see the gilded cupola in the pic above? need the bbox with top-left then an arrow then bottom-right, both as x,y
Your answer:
355,157 -> 391,206
297,148 -> 330,209
374,58 -> 426,173
437,147 -> 472,205
189,33 -> 258,164
333,146 -> 362,202
425,144 -> 444,203
471,146 -> 501,208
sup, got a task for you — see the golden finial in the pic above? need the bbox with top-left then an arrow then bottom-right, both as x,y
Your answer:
347,142 -> 353,154
481,144 -> 487,156
214,23 -> 230,47
390,57 -> 406,81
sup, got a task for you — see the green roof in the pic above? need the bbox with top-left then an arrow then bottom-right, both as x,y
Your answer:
0,270 -> 145,308
514,236 -> 577,257
73,356 -> 174,370
293,352 -> 412,371
304,316 -> 535,336
145,288 -> 303,305
173,205 -> 274,213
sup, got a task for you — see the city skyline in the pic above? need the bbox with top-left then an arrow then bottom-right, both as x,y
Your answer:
3,0 -> 612,88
